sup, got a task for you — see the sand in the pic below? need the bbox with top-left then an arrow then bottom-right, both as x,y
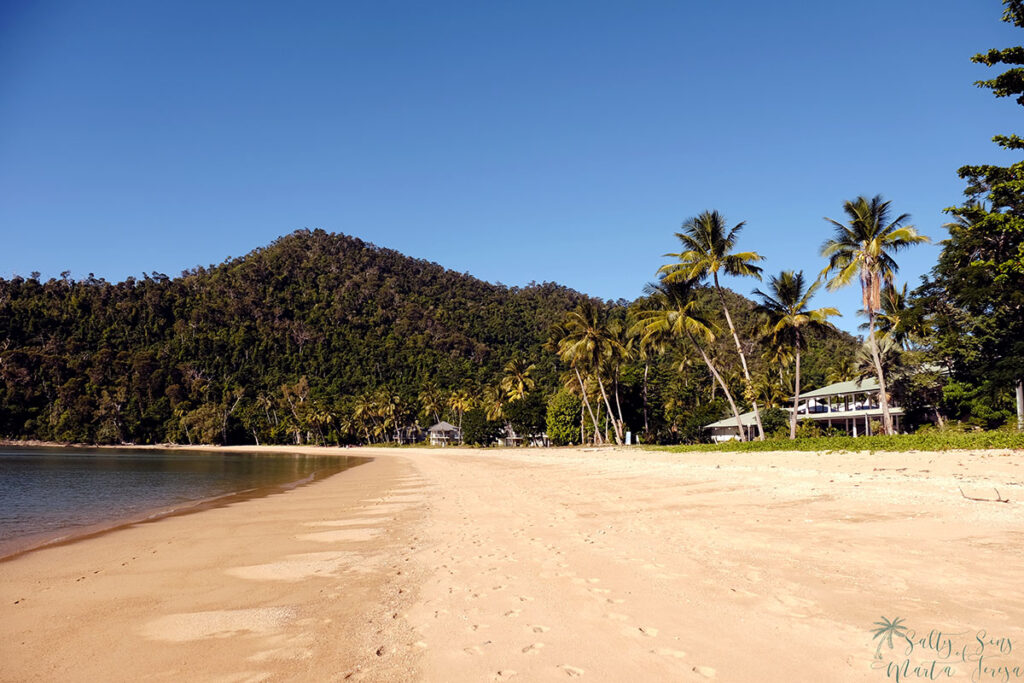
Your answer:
2,445 -> 1024,682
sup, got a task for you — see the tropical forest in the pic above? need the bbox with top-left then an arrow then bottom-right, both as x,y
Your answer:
1,4 -> 1022,449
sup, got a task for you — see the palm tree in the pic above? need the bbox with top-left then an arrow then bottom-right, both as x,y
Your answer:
821,195 -> 929,434
859,283 -> 917,350
500,358 -> 536,402
826,357 -> 858,384
448,388 -> 474,437
482,384 -> 506,422
753,270 -> 840,439
629,315 -> 672,436
418,381 -> 444,425
546,322 -> 603,444
631,278 -> 748,441
559,301 -> 627,444
659,210 -> 767,440
352,392 -> 378,443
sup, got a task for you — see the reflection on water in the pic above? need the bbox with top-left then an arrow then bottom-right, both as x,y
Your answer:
0,447 -> 366,557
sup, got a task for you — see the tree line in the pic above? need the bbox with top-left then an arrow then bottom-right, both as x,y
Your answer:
1,1 -> 1020,446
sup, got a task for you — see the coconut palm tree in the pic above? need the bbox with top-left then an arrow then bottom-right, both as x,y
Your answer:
859,283 -> 919,350
821,195 -> 929,434
482,384 -> 506,422
418,381 -> 444,425
826,357 -> 858,384
629,313 -> 673,436
630,278 -> 748,441
753,270 -> 840,439
448,388 -> 474,437
546,322 -> 603,444
659,210 -> 767,440
559,301 -> 627,444
500,358 -> 536,402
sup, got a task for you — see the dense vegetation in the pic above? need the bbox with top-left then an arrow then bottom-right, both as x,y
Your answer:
652,428 -> 1024,454
1,2 -> 1020,448
0,230 -> 586,444
0,227 -> 857,446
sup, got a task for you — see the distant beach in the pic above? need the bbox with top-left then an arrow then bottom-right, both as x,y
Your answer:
3,445 -> 1024,681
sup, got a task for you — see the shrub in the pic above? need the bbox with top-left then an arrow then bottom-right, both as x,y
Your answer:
461,408 -> 503,446
646,429 -> 1024,454
546,390 -> 582,446
760,407 -> 789,436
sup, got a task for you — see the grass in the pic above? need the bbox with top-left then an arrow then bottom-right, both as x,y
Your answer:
647,429 -> 1024,454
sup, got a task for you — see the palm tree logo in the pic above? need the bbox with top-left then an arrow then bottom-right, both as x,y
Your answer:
871,616 -> 909,660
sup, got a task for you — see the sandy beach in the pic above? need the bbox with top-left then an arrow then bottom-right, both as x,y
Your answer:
3,445 -> 1024,682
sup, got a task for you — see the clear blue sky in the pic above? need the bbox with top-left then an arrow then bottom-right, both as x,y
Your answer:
1,0 -> 1019,334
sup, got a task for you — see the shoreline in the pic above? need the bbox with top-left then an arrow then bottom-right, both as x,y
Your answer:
0,444 -> 370,562
3,446 -> 1024,681
1,448 -> 427,681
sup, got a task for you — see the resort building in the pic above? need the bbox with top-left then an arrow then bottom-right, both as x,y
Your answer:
704,377 -> 903,442
427,421 -> 461,446
499,427 -> 551,448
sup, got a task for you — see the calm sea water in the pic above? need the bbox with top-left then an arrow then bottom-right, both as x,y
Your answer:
0,447 -> 367,558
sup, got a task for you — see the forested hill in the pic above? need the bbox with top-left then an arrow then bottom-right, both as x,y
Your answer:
0,229 -> 587,443
1,228 -> 859,445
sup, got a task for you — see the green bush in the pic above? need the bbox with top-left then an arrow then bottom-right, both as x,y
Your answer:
795,420 -> 823,439
760,407 -> 789,436
461,408 -> 503,446
646,428 -> 1024,454
546,390 -> 582,446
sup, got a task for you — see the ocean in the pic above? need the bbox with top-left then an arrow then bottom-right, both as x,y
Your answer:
0,446 -> 366,558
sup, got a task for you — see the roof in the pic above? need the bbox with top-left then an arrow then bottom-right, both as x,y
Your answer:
797,377 -> 880,400
704,411 -> 760,429
428,421 -> 459,433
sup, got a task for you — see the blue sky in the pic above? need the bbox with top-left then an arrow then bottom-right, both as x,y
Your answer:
1,0 -> 1019,334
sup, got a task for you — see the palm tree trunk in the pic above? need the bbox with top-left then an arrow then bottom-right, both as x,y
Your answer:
867,312 -> 894,434
714,274 -> 765,440
596,375 -> 623,445
688,331 -> 746,442
790,347 -> 801,440
613,373 -> 626,441
580,402 -> 585,445
642,361 -> 650,435
575,368 -> 603,444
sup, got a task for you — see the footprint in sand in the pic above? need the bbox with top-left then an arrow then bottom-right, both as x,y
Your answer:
531,625 -> 550,633
560,664 -> 585,677
518,596 -> 535,602
464,646 -> 485,656
637,626 -> 659,637
504,609 -> 522,618
522,643 -> 545,654
494,670 -> 518,680
651,648 -> 687,659
692,665 -> 717,678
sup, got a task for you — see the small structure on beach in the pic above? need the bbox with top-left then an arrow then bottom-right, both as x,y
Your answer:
705,411 -> 760,442
428,421 -> 461,446
704,377 -> 905,441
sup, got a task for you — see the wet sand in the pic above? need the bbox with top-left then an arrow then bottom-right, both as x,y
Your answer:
2,445 -> 1023,681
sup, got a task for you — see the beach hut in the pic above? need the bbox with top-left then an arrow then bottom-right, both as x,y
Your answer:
428,421 -> 461,446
